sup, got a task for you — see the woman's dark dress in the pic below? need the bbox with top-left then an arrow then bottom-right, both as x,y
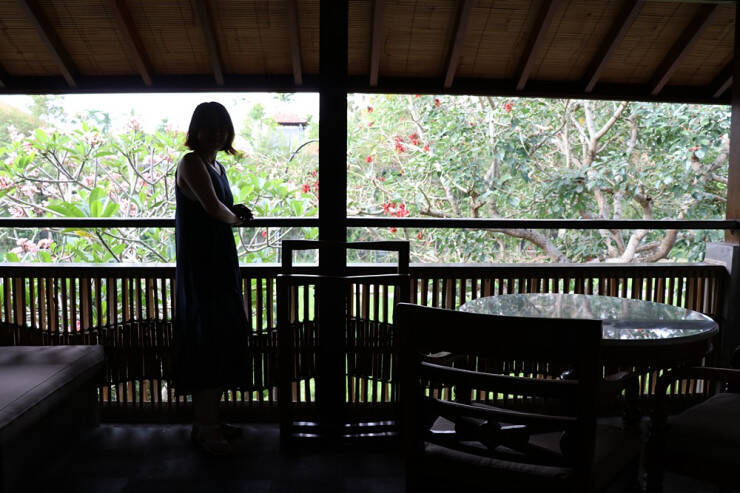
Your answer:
173,158 -> 250,394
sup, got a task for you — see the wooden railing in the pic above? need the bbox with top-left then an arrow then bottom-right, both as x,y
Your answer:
0,262 -> 727,421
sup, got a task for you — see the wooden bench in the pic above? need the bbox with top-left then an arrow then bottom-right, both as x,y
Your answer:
0,346 -> 104,493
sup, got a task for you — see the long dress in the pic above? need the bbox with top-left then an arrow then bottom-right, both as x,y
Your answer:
173,158 -> 250,394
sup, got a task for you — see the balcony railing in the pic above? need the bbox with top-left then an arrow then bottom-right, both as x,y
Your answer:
0,261 -> 726,421
0,217 -> 732,422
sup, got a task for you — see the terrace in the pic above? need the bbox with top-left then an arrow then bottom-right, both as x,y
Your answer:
1,0 -> 739,491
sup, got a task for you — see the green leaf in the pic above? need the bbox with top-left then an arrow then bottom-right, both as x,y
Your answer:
5,252 -> 19,262
102,200 -> 120,217
38,251 -> 52,262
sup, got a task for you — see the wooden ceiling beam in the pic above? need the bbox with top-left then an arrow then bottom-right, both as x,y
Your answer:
16,0 -> 77,88
710,60 -> 733,98
369,0 -> 385,87
584,0 -> 644,93
286,0 -> 303,86
516,0 -> 563,91
649,4 -> 719,96
191,0 -> 224,86
107,0 -> 152,86
443,0 -> 475,89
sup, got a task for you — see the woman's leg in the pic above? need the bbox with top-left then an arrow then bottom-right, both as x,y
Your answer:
193,387 -> 222,426
191,388 -> 231,455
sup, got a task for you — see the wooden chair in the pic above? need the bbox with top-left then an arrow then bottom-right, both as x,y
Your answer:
647,347 -> 740,493
398,303 -> 641,493
277,240 -> 410,445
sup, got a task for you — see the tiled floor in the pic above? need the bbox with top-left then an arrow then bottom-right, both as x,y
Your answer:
35,423 -> 725,493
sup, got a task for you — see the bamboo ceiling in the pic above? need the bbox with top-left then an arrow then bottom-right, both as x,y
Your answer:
0,0 -> 735,103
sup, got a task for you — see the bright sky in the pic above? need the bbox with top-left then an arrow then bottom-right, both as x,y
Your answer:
0,92 -> 319,133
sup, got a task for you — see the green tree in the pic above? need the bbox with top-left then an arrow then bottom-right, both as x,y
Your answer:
346,95 -> 729,263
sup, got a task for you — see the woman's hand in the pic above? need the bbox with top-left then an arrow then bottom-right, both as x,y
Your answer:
231,203 -> 253,222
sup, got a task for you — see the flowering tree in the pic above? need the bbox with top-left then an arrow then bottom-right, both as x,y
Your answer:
347,95 -> 729,263
0,107 -> 318,263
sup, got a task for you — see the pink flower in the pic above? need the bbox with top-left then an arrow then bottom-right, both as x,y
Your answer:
389,227 -> 397,233
367,106 -> 374,113
302,183 -> 311,193
416,232 -> 423,240
423,143 -> 430,152
37,239 -> 53,249
261,231 -> 267,239
504,102 -> 513,113
0,176 -> 11,190
10,207 -> 25,217
434,98 -> 441,107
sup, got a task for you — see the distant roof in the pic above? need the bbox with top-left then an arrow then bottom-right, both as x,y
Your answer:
272,113 -> 308,125
0,1 -> 735,104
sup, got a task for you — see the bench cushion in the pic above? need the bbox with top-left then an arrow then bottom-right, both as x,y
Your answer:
0,345 -> 104,438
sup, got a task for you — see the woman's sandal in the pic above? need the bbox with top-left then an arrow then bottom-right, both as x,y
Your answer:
191,423 -> 242,441
190,424 -> 233,456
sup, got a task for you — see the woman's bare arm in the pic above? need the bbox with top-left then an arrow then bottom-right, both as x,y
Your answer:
178,153 -> 242,225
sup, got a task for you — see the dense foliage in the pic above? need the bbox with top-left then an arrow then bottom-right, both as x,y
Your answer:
0,94 -> 729,264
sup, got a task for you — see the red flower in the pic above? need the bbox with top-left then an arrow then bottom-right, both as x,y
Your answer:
416,232 -> 423,240
302,183 -> 311,193
312,169 -> 318,177
261,231 -> 267,239
395,203 -> 409,217
395,142 -> 405,153
382,202 -> 392,214
688,146 -> 700,152
434,98 -> 441,107
414,94 -> 421,98
367,106 -> 374,113
391,202 -> 397,208
378,176 -> 385,182
423,143 -> 430,152
504,102 -> 513,113
409,133 -> 419,140
389,227 -> 397,233
312,180 -> 319,191
366,156 -> 373,163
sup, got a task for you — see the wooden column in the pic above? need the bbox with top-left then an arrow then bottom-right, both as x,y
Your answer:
317,0 -> 348,438
713,3 -> 740,364
727,6 -> 740,237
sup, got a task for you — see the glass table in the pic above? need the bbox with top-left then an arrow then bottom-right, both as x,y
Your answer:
459,293 -> 718,366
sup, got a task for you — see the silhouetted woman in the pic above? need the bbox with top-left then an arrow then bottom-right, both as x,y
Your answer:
174,102 -> 253,456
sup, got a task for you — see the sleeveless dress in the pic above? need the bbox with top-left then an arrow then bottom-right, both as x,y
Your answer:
173,158 -> 250,394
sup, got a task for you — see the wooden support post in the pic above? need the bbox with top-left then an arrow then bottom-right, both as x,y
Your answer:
317,0 -> 348,440
715,5 -> 740,364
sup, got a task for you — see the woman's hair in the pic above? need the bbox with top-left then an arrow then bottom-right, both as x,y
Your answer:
184,101 -> 238,155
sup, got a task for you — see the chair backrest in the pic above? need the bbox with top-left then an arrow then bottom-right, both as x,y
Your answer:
397,302 -> 603,489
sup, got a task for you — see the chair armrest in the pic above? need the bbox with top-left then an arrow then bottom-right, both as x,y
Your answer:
652,366 -> 740,427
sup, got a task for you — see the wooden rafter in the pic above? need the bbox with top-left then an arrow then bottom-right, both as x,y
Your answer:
516,0 -> 563,91
584,0 -> 644,93
286,0 -> 303,86
444,0 -> 475,89
649,4 -> 719,96
107,0 -> 152,87
369,0 -> 385,87
711,60 -> 733,98
16,0 -> 77,88
191,0 -> 224,86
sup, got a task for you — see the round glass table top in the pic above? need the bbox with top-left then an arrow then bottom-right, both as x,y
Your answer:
459,293 -> 718,343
